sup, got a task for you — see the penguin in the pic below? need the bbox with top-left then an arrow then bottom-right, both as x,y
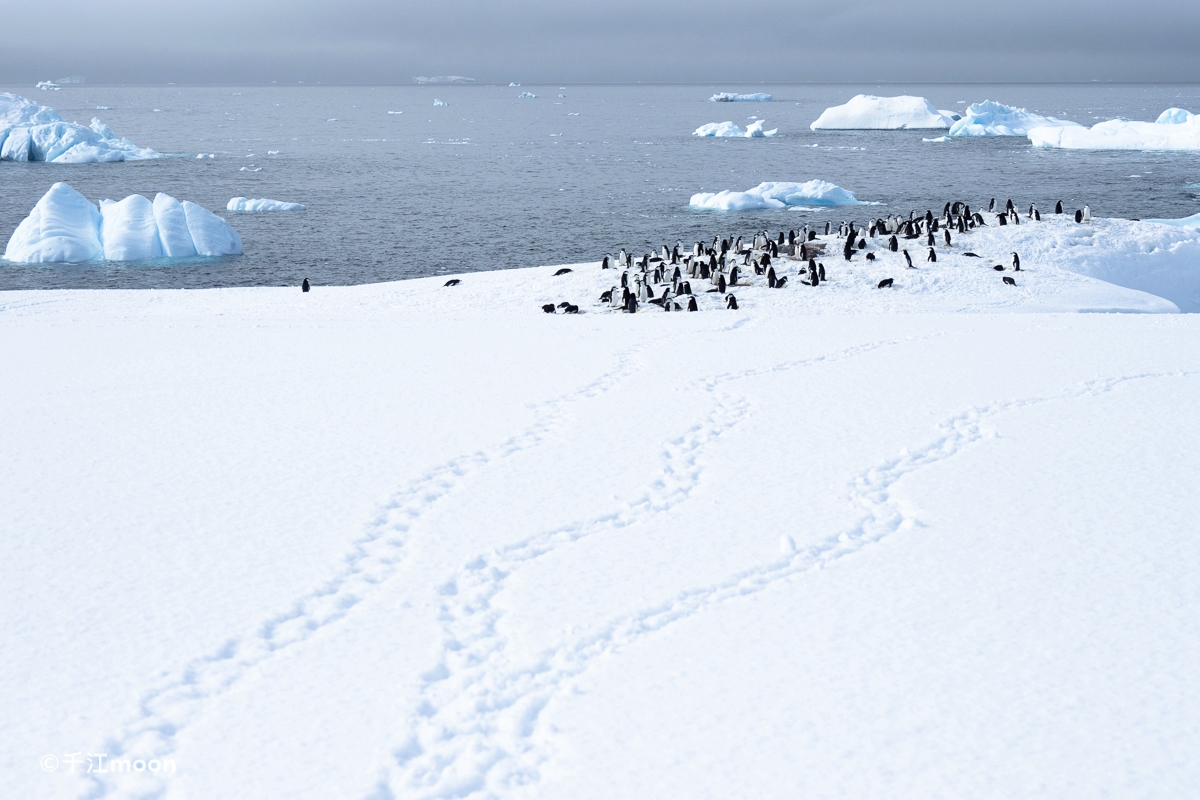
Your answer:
943,228 -> 952,247
889,235 -> 899,252
988,198 -> 996,212
687,296 -> 698,312
825,221 -> 831,235
619,248 -> 629,266
993,265 -> 1005,271
1006,198 -> 1014,213
1012,252 -> 1021,271
620,270 -> 629,288
818,263 -> 826,281
927,247 -> 937,263
877,278 -> 894,288
558,302 -> 579,314
903,250 -> 914,269
1075,209 -> 1083,223
926,231 -> 935,246
542,303 -> 556,313
1002,276 -> 1016,286
1055,200 -> 1064,215
301,277 -> 310,292
725,294 -> 739,310
767,266 -> 777,288
682,281 -> 693,295
963,252 -> 980,258
601,254 -> 611,269
998,214 -> 1008,226
554,267 -> 573,276
1010,210 -> 1020,226
599,288 -> 614,304
1028,203 -> 1036,219
776,276 -> 788,288
444,278 -> 461,287
1083,205 -> 1092,223
624,293 -> 638,313
717,272 -> 727,294
1033,208 -> 1041,221
729,265 -> 740,285
866,252 -> 876,261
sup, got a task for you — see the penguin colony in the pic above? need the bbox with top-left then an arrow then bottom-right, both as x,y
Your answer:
532,197 -> 1090,312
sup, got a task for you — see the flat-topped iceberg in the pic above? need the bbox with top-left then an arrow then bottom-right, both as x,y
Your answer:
709,92 -> 772,102
693,119 -> 778,138
227,197 -> 306,211
811,95 -> 958,130
948,100 -> 1081,137
689,180 -> 866,211
4,182 -> 241,263
0,92 -> 159,162
1029,108 -> 1200,151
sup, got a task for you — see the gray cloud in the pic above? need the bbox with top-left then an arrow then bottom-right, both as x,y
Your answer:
1,0 -> 1198,84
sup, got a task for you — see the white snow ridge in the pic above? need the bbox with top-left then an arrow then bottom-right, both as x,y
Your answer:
0,92 -> 159,162
811,95 -> 959,130
4,182 -> 242,262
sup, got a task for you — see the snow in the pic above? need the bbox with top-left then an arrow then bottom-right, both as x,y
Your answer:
1029,108 -> 1200,151
948,100 -> 1081,137
811,95 -> 959,130
0,92 -> 158,162
3,182 -> 241,263
227,197 -> 307,211
709,92 -> 772,102
693,119 -> 778,138
3,219 -> 1200,798
689,180 -> 867,211
1146,211 -> 1200,230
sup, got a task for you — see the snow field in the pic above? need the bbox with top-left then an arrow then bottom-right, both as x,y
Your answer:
3,288 -> 1199,799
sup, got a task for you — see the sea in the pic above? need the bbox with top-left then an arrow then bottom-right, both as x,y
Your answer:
2,83 -> 1199,290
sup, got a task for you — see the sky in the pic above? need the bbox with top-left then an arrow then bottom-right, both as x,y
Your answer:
2,0 -> 1199,85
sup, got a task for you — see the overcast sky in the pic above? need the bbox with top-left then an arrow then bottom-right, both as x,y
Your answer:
2,0 -> 1199,85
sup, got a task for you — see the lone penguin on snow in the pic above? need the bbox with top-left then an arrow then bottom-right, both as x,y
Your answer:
1012,252 -> 1021,271
301,277 -> 310,292
725,294 -> 739,310
903,250 -> 914,269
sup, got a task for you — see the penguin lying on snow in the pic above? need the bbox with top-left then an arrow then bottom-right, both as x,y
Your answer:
444,278 -> 461,287
877,278 -> 893,289
962,252 -> 980,258
542,303 -> 556,313
554,267 -> 573,276
1002,276 -> 1016,286
993,265 -> 1005,271
557,302 -> 579,314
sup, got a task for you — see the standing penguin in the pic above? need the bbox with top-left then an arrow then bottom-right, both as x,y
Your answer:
601,254 -> 611,269
889,234 -> 899,252
927,247 -> 937,263
687,296 -> 698,312
1012,252 -> 1021,271
818,263 -> 826,281
725,294 -> 738,310
1083,205 -> 1092,223
301,277 -> 310,292
943,228 -> 952,247
1055,200 -> 1064,215
767,266 -> 777,288
903,250 -> 914,269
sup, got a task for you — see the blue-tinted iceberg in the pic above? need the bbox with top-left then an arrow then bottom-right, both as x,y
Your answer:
948,100 -> 1081,137
689,180 -> 866,211
811,95 -> 958,130
4,183 -> 241,263
693,120 -> 778,138
1029,108 -> 1200,151
0,92 -> 159,162
227,197 -> 306,211
710,93 -> 772,102
1146,211 -> 1200,230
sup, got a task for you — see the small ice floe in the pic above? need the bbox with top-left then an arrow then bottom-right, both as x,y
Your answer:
226,197 -> 306,211
811,95 -> 958,129
923,136 -> 952,142
567,112 -> 580,116
267,150 -> 281,155
36,81 -> 62,91
1029,107 -> 1200,151
387,110 -> 403,114
326,118 -> 337,121
689,180 -> 868,211
196,153 -> 215,159
3,182 -> 241,262
509,82 -> 521,87
240,166 -> 261,172
710,92 -> 772,102
96,105 -> 112,110
433,99 -> 447,107
518,92 -> 537,98
693,120 -> 777,138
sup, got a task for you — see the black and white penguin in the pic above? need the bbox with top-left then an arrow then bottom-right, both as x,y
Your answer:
767,266 -> 777,288
993,264 -> 1005,271
1055,200 -> 1064,215
1006,198 -> 1014,213
866,252 -> 876,261
818,263 -> 826,281
1083,205 -> 1092,223
687,296 -> 698,312
1074,209 -> 1083,223
725,294 -> 738,310
558,302 -> 579,314
682,281 -> 693,295
988,198 -> 996,212
729,265 -> 740,285
621,271 -> 629,288
542,303 -> 556,313
943,229 -> 952,247
998,214 -> 1008,226
601,254 -> 611,269
444,278 -> 461,287
1002,276 -> 1016,286
878,278 -> 893,288
825,221 -> 831,235
624,293 -> 638,313
926,231 -> 935,246
903,250 -> 914,269
889,235 -> 899,253
554,267 -> 573,276
1012,252 -> 1021,271
927,247 -> 937,263
717,272 -> 727,294
301,277 -> 310,292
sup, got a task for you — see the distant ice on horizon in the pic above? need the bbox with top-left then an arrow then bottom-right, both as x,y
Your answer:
710,92 -> 772,102
689,180 -> 866,211
811,95 -> 959,130
0,92 -> 159,163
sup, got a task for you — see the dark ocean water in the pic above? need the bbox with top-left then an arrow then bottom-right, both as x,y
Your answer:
2,82 -> 1198,290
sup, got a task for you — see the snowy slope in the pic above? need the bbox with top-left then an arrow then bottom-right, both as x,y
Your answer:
4,216 -> 1200,799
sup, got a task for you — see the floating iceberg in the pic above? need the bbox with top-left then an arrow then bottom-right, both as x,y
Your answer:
36,81 -> 62,91
227,197 -> 306,211
0,92 -> 159,162
693,120 -> 778,138
710,92 -> 772,102
413,76 -> 475,84
4,182 -> 241,263
810,95 -> 958,130
518,92 -> 537,99
433,99 -> 448,107
1146,211 -> 1200,230
1029,108 -> 1200,151
948,100 -> 1081,137
689,180 -> 866,211
923,136 -> 951,142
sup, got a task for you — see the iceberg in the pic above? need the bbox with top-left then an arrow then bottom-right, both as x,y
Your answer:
810,95 -> 958,130
948,100 -> 1081,137
693,120 -> 778,138
1146,211 -> 1200,230
710,92 -> 772,102
36,81 -> 62,91
4,182 -> 241,263
227,197 -> 306,211
433,99 -> 448,107
689,180 -> 867,211
1029,108 -> 1200,151
0,92 -> 159,162
413,76 -> 475,84
518,92 -> 537,99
